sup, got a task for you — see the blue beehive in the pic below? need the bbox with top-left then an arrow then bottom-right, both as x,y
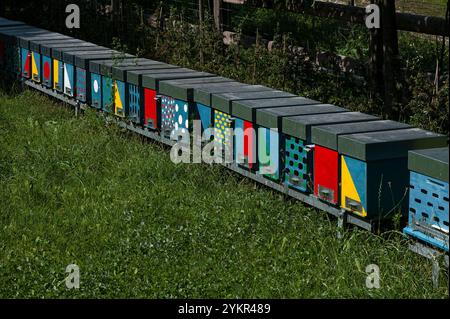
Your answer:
404,147 -> 449,251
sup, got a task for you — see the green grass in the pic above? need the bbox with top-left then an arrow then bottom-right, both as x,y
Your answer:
0,89 -> 448,298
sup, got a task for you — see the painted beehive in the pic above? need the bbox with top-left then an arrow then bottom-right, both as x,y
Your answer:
282,112 -> 379,194
89,56 -> 138,112
108,59 -> 169,118
31,38 -> 79,87
158,77 -> 235,135
18,32 -> 65,80
337,129 -> 447,220
126,65 -> 180,127
72,51 -> 133,104
232,94 -> 319,175
256,103 -> 347,182
52,44 -> 101,93
40,40 -> 95,89
0,19 -> 24,68
193,83 -> 271,134
311,120 -> 412,205
141,69 -> 215,134
211,88 -> 288,161
62,47 -> 116,97
0,26 -> 45,75
23,34 -> 70,83
403,147 -> 449,251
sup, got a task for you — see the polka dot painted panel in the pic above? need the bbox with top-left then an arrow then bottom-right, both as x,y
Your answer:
174,99 -> 190,133
214,110 -> 232,147
161,95 -> 176,132
284,135 -> 308,192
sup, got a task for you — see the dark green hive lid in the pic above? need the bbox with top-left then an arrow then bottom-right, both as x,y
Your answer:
75,51 -> 134,69
0,27 -> 47,44
0,18 -> 25,28
233,96 -> 319,122
338,128 -> 448,161
63,48 -> 115,64
126,65 -> 181,86
19,32 -> 66,50
312,120 -> 412,150
212,90 -> 295,114
256,103 -> 347,129
158,77 -> 235,101
142,70 -> 215,91
52,44 -> 102,60
283,112 -> 379,143
40,40 -> 95,57
29,36 -> 74,53
193,84 -> 272,106
408,147 -> 449,182
106,59 -> 164,81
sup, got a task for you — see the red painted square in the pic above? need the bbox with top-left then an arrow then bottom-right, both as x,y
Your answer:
144,88 -> 157,129
314,145 -> 339,204
243,120 -> 254,169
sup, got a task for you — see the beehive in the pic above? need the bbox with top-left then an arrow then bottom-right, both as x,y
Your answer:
256,103 -> 347,181
282,112 -> 379,193
311,120 -> 411,205
125,64 -> 180,126
404,147 -> 449,251
338,128 -> 447,219
20,33 -> 69,82
211,90 -> 296,165
39,40 -> 95,88
193,83 -> 270,133
158,77 -> 234,134
141,69 -> 215,133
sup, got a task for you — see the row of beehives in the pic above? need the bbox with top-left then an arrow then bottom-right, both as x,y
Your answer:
0,17 -> 448,253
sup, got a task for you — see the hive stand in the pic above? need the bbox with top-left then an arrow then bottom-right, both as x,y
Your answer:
408,241 -> 449,289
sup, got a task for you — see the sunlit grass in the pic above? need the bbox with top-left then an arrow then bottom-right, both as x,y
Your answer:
0,89 -> 448,298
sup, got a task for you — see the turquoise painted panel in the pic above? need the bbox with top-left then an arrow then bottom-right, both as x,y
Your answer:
128,84 -> 141,124
91,73 -> 102,109
284,136 -> 309,192
76,67 -> 87,102
196,103 -> 212,131
343,155 -> 368,213
42,55 -> 52,88
102,76 -> 113,113
64,63 -> 74,96
20,47 -> 30,78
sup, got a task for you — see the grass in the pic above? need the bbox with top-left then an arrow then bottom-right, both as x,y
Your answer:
0,89 -> 448,298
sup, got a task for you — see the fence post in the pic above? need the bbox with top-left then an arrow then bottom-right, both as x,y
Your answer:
213,0 -> 223,32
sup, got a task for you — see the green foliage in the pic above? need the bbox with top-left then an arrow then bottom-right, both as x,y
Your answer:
0,90 -> 448,298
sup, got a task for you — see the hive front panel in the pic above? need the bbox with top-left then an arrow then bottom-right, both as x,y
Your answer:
404,147 -> 449,251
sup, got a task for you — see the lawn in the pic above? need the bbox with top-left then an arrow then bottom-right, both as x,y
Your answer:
0,89 -> 448,298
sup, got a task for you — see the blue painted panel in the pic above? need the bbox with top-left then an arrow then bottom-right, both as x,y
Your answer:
234,118 -> 244,165
258,128 -> 279,180
115,80 -> 126,117
128,84 -> 141,124
20,48 -> 30,78
196,103 -> 212,131
404,226 -> 448,252
405,171 -> 449,251
343,155 -> 368,213
64,63 -> 74,97
42,55 -> 52,88
31,51 -> 41,82
174,99 -> 190,133
91,73 -> 102,109
76,67 -> 87,102
102,76 -> 113,113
